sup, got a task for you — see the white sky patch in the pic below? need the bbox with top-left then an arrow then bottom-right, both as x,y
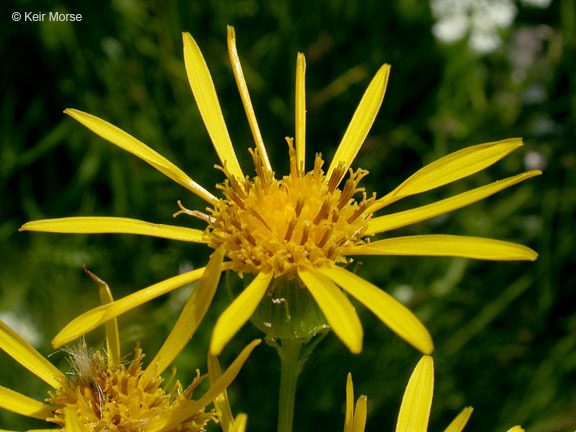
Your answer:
521,0 -> 552,7
0,311 -> 42,347
431,0 -> 518,53
524,150 -> 547,171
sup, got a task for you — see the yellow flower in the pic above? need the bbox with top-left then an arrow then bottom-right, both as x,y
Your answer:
20,27 -> 539,356
346,356 -> 525,432
206,352 -> 248,432
0,269 -> 259,432
199,357 -> 526,432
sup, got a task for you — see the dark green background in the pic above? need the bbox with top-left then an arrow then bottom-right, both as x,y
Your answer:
1,0 -> 574,431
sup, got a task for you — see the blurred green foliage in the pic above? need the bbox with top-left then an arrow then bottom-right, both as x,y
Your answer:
1,0 -> 575,431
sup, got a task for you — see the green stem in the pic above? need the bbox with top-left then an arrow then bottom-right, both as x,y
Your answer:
277,339 -> 303,432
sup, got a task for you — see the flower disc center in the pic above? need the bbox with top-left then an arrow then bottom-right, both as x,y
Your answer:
207,153 -> 374,276
47,347 -> 215,432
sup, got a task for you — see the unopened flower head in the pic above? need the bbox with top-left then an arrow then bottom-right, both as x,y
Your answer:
21,26 -> 540,357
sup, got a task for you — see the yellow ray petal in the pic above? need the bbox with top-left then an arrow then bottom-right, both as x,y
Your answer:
0,321 -> 65,389
27,430 -> 61,432
370,138 -> 524,212
20,217 -> 208,243
295,52 -> 306,176
182,32 -> 244,180
326,64 -> 390,186
344,373 -> 354,432
65,407 -> 85,432
197,339 -> 261,411
147,339 -> 261,432
210,272 -> 273,355
368,170 -> 542,234
52,267 -> 206,348
506,427 -> 525,432
227,26 -> 271,175
347,235 -> 538,261
298,267 -> 363,354
64,109 -> 216,204
320,264 -> 433,354
444,407 -> 473,432
81,268 -> 121,368
0,386 -> 53,420
396,356 -> 434,432
352,395 -> 368,432
147,248 -> 224,375
0,430 -> 59,432
230,413 -> 248,432
208,352 -> 234,432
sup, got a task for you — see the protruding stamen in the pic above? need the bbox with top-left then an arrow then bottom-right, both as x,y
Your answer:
214,163 -> 245,195
249,147 -> 274,185
347,201 -> 368,223
313,153 -> 324,176
286,137 -> 298,178
338,169 -> 368,209
230,193 -> 246,210
328,162 -> 346,192
183,370 -> 205,397
173,200 -> 216,224
229,176 -> 247,199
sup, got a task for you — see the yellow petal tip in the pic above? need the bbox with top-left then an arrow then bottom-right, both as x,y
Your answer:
182,32 -> 193,45
19,221 -> 37,232
19,221 -> 38,232
52,334 -> 72,349
422,342 -> 435,355
350,340 -> 363,355
209,339 -> 223,357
